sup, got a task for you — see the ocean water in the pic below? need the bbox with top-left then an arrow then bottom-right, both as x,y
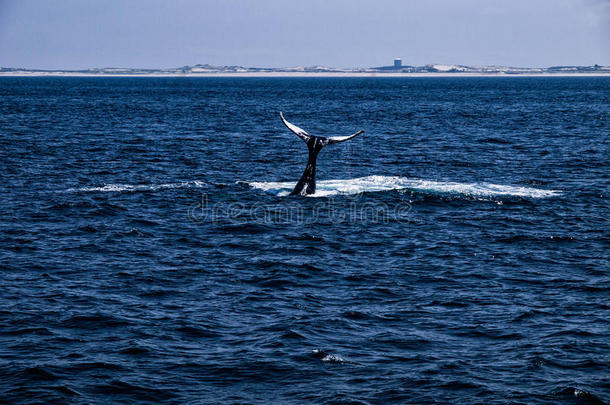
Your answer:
0,77 -> 608,404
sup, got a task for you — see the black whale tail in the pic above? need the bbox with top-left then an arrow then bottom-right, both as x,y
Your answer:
280,112 -> 364,196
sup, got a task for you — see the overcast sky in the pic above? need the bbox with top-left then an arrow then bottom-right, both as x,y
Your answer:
0,0 -> 608,69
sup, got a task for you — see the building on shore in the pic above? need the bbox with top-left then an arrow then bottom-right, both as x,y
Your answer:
372,58 -> 413,71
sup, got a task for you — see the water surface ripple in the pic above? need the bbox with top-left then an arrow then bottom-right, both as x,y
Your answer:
0,77 -> 608,404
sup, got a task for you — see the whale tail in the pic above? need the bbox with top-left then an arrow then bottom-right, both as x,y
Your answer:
280,112 -> 364,195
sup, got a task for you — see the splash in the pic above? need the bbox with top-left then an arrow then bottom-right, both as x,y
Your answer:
249,175 -> 561,198
68,181 -> 206,193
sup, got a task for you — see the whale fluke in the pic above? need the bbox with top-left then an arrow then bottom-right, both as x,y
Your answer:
327,130 -> 365,144
280,112 -> 364,196
280,112 -> 311,142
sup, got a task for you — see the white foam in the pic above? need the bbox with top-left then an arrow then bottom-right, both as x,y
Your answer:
69,181 -> 206,193
249,175 -> 561,199
321,354 -> 347,363
312,349 -> 344,363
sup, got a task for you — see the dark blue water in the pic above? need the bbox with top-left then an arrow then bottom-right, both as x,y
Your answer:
1,77 -> 608,404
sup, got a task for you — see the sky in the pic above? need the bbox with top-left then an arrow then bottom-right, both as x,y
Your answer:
0,0 -> 608,69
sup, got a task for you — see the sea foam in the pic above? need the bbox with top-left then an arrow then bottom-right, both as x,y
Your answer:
249,175 -> 561,198
68,181 -> 206,193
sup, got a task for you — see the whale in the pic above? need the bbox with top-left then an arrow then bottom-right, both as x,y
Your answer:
280,112 -> 364,196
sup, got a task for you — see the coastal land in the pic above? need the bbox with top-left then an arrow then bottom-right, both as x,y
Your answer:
1,63 -> 609,77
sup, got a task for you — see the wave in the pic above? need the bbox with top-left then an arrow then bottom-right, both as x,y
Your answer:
553,387 -> 606,405
312,349 -> 358,365
68,181 -> 206,193
248,175 -> 561,198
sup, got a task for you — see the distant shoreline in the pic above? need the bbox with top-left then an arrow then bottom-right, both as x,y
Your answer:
1,72 -> 609,78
